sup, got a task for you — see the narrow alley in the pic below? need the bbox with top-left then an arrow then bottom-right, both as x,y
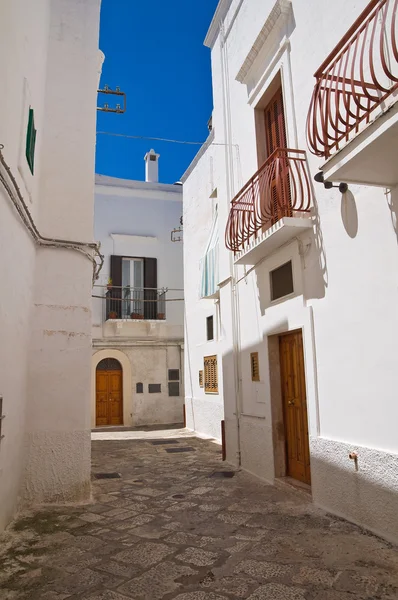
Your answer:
1,433 -> 397,600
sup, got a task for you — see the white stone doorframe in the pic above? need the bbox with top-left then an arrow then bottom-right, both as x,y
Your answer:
91,349 -> 133,428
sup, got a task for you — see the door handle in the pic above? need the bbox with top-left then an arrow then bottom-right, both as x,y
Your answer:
288,400 -> 295,406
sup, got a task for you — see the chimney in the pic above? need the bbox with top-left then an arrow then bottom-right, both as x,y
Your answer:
144,149 -> 160,183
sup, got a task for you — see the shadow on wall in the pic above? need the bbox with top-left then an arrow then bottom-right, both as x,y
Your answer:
221,335 -> 398,546
386,186 -> 398,243
341,190 -> 358,238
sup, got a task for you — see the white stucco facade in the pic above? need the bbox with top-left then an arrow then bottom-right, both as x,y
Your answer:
0,0 -> 101,530
183,0 -> 398,544
92,166 -> 184,427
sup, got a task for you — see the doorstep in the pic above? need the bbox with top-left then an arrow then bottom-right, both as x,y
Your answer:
274,476 -> 312,497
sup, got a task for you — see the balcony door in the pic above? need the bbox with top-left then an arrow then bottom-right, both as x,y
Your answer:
122,258 -> 144,318
263,87 -> 291,225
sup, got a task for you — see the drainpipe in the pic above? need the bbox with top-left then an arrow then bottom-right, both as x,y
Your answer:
220,24 -> 242,467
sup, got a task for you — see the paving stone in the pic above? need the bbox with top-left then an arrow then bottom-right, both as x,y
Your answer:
114,541 -> 174,567
116,561 -> 197,600
292,566 -> 337,587
176,547 -> 219,567
173,593 -> 228,600
234,558 -> 292,580
247,582 -> 307,600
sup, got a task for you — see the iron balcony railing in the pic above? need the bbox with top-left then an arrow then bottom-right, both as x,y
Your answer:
307,0 -> 398,158
225,148 -> 312,253
95,286 -> 167,321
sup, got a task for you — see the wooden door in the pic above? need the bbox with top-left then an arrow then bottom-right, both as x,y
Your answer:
264,88 -> 291,224
279,331 -> 311,485
96,366 -> 123,427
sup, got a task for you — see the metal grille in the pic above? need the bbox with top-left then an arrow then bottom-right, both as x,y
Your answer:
199,370 -> 204,388
204,355 -> 218,394
250,352 -> 260,382
96,358 -> 122,371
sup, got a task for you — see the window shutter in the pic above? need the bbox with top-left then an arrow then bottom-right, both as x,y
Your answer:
144,258 -> 157,319
264,88 -> 287,156
109,256 -> 123,318
250,352 -> 260,382
204,355 -> 218,394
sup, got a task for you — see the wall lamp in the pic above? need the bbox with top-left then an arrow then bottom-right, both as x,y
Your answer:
314,171 -> 348,194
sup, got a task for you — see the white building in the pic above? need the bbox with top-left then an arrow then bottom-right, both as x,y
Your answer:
92,150 -> 184,428
183,0 -> 398,544
0,0 -> 101,530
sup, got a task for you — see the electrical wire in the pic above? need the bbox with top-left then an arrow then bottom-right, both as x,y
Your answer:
96,130 -> 240,149
0,145 -> 104,283
97,131 -> 203,145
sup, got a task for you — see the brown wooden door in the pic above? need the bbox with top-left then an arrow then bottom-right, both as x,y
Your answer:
264,88 -> 291,224
279,331 -> 311,485
96,369 -> 123,426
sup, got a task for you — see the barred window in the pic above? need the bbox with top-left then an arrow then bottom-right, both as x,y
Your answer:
199,370 -> 204,388
204,355 -> 218,394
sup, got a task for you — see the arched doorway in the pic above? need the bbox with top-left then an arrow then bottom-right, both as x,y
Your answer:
96,358 -> 123,426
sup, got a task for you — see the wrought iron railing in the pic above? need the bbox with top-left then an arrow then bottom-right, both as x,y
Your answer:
95,286 -> 167,321
307,0 -> 398,158
225,148 -> 312,253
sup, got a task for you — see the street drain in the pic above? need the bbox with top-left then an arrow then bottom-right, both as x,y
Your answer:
165,447 -> 195,453
94,472 -> 121,479
151,440 -> 179,445
209,471 -> 235,478
172,494 -> 185,499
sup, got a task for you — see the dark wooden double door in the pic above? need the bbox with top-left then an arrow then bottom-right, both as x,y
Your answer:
279,331 -> 311,485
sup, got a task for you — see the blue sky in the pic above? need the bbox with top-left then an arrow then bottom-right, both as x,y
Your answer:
96,0 -> 218,184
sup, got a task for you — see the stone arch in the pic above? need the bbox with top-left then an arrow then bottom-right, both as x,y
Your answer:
92,349 -> 132,428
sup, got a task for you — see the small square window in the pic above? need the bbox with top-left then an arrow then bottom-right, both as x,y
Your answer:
168,382 -> 180,397
206,316 -> 214,341
148,384 -> 161,393
204,355 -> 218,394
270,261 -> 294,301
25,107 -> 37,175
136,382 -> 143,394
168,369 -> 179,381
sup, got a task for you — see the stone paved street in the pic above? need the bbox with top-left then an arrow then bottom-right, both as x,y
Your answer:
1,434 -> 398,600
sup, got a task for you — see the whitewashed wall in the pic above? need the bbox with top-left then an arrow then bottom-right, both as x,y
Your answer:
185,0 -> 398,543
0,0 -> 101,529
183,140 -> 226,442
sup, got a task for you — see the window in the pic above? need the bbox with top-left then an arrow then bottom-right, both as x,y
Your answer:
168,369 -> 180,397
136,382 -> 143,394
199,370 -> 204,388
109,256 -> 157,319
148,384 -> 161,393
25,108 -> 37,175
206,315 -> 214,341
168,369 -> 179,381
204,355 -> 218,394
168,382 -> 180,397
250,352 -> 260,382
270,261 -> 293,301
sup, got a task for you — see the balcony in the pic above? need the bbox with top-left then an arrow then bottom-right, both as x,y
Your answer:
95,286 -> 167,321
307,0 -> 398,186
225,148 -> 313,265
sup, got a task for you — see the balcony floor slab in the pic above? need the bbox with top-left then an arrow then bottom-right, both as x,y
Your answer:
234,216 -> 312,265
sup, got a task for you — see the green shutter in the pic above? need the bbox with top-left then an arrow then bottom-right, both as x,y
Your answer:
26,108 -> 37,175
